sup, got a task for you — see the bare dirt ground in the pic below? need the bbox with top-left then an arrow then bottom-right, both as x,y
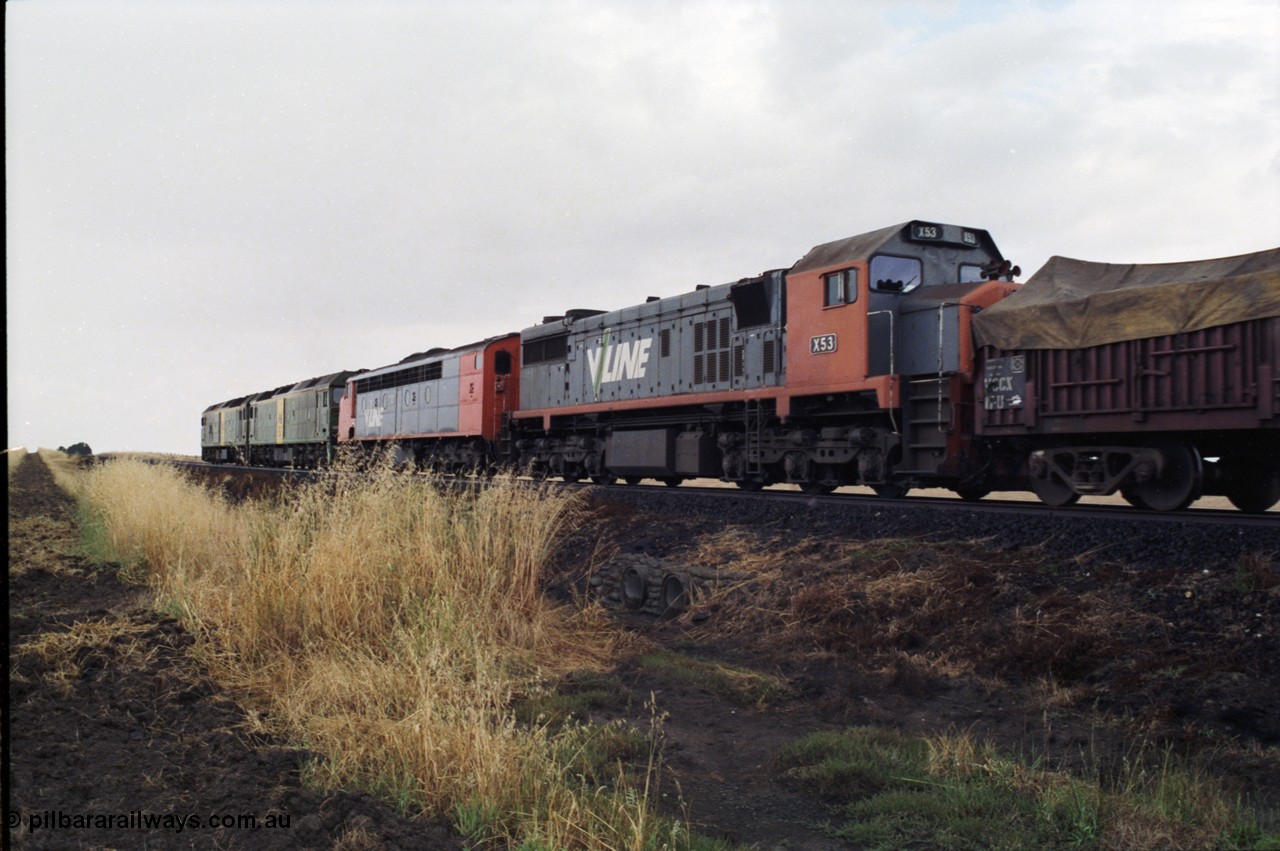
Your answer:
8,454 -> 1280,849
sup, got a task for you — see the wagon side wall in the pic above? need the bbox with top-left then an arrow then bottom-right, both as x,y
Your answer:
976,315 -> 1280,436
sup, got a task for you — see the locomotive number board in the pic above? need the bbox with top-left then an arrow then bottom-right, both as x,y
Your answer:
810,333 -> 838,354
908,221 -> 982,248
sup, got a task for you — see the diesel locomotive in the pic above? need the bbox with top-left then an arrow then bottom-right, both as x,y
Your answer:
201,220 -> 1280,513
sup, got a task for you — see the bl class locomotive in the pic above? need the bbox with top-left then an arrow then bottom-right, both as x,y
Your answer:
201,220 -> 1280,512
202,371 -> 357,468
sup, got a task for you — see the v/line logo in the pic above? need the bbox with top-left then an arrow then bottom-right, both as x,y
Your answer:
586,329 -> 654,398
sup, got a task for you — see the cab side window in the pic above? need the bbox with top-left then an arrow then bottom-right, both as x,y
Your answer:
870,255 -> 922,293
823,268 -> 858,306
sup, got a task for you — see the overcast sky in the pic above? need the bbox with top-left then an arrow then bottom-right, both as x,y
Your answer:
7,0 -> 1279,455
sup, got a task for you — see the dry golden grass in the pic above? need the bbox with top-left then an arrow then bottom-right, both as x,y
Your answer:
36,448 -> 87,495
16,616 -> 153,696
7,447 -> 28,478
70,456 -> 684,848
102,451 -> 202,462
666,528 -> 1170,695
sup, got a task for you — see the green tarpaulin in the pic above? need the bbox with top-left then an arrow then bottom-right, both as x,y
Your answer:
972,247 -> 1280,350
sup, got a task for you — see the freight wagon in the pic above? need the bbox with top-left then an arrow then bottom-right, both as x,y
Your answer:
974,249 -> 1280,511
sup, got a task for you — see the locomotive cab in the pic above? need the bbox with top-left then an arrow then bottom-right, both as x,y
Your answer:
782,220 -> 1020,495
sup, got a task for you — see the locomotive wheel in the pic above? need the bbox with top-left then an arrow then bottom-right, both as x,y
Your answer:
590,474 -> 618,485
800,481 -> 835,495
1030,472 -> 1080,508
1123,440 -> 1202,512
954,484 -> 990,502
1223,466 -> 1280,514
661,476 -> 684,487
872,483 -> 909,499
623,476 -> 643,486
735,479 -> 764,492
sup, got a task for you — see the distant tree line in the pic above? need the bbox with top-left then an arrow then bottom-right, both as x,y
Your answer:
58,442 -> 93,457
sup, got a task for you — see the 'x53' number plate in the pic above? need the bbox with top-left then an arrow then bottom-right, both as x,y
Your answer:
810,333 -> 837,354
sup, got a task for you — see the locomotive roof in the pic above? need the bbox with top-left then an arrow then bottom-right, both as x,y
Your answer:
352,334 -> 515,381
202,395 -> 249,413
973,246 -> 1280,350
522,272 -> 779,341
289,370 -> 358,392
790,220 -> 1001,274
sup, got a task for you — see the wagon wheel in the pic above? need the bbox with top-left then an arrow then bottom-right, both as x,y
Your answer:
735,479 -> 764,492
589,474 -> 618,486
1223,465 -> 1280,514
660,476 -> 684,488
623,476 -> 643,486
800,481 -> 835,495
1119,486 -> 1150,510
1123,440 -> 1202,512
1029,472 -> 1080,508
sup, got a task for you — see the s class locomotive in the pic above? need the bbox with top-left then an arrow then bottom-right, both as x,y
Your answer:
201,220 -> 1280,513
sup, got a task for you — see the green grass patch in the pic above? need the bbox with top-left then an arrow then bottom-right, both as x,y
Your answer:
777,727 -> 1277,850
513,669 -> 631,726
639,651 -> 793,708
73,502 -> 149,583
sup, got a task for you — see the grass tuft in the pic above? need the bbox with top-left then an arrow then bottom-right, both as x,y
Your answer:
639,650 -> 794,708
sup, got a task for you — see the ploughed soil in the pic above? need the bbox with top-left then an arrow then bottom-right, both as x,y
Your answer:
8,455 -> 1280,849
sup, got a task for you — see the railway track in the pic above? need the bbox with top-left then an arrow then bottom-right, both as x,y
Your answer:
155,458 -> 1279,565
601,483 -> 1280,529
163,456 -> 1277,526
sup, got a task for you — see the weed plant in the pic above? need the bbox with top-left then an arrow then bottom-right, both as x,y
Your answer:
778,727 -> 1276,850
74,456 -> 705,849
